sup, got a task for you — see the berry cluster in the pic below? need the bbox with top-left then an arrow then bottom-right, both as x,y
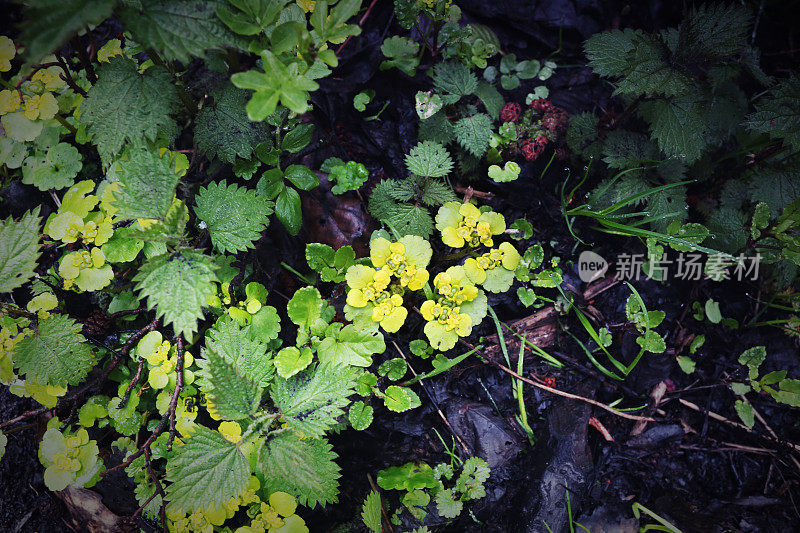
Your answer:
491,99 -> 570,163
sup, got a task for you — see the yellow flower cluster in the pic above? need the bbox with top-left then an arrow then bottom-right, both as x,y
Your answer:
38,425 -> 102,492
344,236 -> 432,333
420,266 -> 481,351
435,202 -> 506,248
235,491 -> 308,533
0,318 -> 29,384
463,241 -> 521,293
46,181 -> 117,292
137,331 -> 195,390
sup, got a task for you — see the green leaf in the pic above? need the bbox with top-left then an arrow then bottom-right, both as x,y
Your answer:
194,181 -> 273,253
516,287 -> 538,307
276,186 -> 303,235
23,143 -> 83,191
639,95 -> 708,164
405,141 -> 454,178
432,61 -> 478,100
454,113 -> 492,157
383,204 -> 434,239
734,399 -> 755,428
316,324 -> 385,367
436,489 -> 463,519
119,0 -> 240,63
361,490 -> 382,532
773,379 -> 800,407
133,249 -> 219,337
474,81 -> 503,119
0,208 -> 41,293
383,385 -> 420,412
271,363 -> 358,437
13,314 -> 95,387
730,382 -> 751,395
378,358 -> 407,381
421,179 -> 458,207
704,299 -> 722,324
584,28 -> 639,77
101,233 -> 144,263
676,356 -> 695,374
113,146 -> 181,221
287,286 -> 324,329
19,0 -> 114,66
746,74 -> 800,151
275,346 -> 314,379
377,462 -> 438,491
349,401 -> 374,431
636,330 -> 666,353
282,124 -> 315,153
80,57 -> 179,165
284,165 -> 320,191
379,36 -> 420,76
165,425 -> 249,514
194,84 -> 270,164
675,3 -> 752,62
198,343 -> 262,420
738,346 -> 766,371
258,433 -> 341,508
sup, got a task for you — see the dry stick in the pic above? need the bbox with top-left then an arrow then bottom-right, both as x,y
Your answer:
391,341 -> 471,455
142,445 -> 168,532
166,336 -> 186,450
489,360 -> 655,422
366,473 -> 394,533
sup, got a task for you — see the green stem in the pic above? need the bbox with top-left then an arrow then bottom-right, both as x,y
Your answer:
280,261 -> 315,285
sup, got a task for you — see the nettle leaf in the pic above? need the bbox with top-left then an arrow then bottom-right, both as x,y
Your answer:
675,3 -> 752,62
165,425 -> 249,515
584,28 -> 640,78
639,95 -> 708,164
421,179 -> 458,207
20,0 -> 114,65
194,84 -> 271,164
194,181 -> 273,253
119,0 -> 240,63
349,401 -> 374,431
198,345 -> 262,420
13,314 -> 95,387
114,146 -> 181,221
385,204 -> 434,239
80,57 -> 179,164
271,363 -> 358,437
747,74 -> 800,152
0,208 -> 42,292
454,113 -> 492,157
316,324 -> 385,367
361,490 -> 382,533
474,81 -> 503,119
134,249 -> 219,337
205,317 -> 274,387
432,61 -> 478,100
259,433 -> 341,508
405,141 -> 454,178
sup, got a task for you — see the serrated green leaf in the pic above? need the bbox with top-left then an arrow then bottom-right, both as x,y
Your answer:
474,81 -> 503,119
258,433 -> 340,508
378,358 -> 407,381
384,204 -> 434,239
436,488 -> 463,518
13,314 -> 95,387
113,145 -> 180,221
432,61 -> 477,99
133,249 -> 219,337
194,181 -> 273,253
19,0 -> 114,66
636,330 -> 666,353
271,363 -> 358,437
746,74 -> 800,152
584,28 -> 640,77
383,385 -> 420,412
421,179 -> 458,207
80,57 -> 179,165
405,141 -> 453,178
639,95 -> 708,164
194,84 -> 270,164
0,208 -> 41,293
287,286 -> 324,329
165,425 -> 249,514
198,342 -> 262,420
454,113 -> 492,157
361,490 -> 382,532
675,3 -> 752,62
379,36 -> 420,76
275,346 -> 313,379
119,0 -> 240,63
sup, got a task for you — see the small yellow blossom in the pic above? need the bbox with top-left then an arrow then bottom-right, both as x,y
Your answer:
435,201 -> 506,248
0,36 -> 15,72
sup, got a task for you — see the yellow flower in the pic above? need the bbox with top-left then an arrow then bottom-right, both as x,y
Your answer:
27,292 -> 58,319
0,36 -> 15,72
97,39 -> 123,62
59,247 -> 114,292
345,265 -> 391,307
419,266 -> 486,351
435,201 -> 506,248
464,241 -> 521,292
369,235 -> 432,290
31,62 -> 66,91
0,89 -> 21,115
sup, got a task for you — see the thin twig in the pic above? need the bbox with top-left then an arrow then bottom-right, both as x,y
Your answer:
167,335 -> 185,450
142,445 -> 168,532
490,359 -> 655,422
119,357 -> 145,409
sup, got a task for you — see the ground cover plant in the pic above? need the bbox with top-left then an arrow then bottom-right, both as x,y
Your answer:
1,1 -> 799,532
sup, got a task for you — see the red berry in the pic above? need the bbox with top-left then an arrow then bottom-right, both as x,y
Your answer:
542,110 -> 568,132
530,99 -> 554,113
500,102 -> 522,123
521,140 -> 545,161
